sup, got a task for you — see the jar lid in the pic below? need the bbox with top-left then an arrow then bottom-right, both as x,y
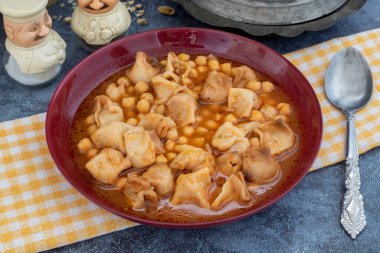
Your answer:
0,0 -> 48,23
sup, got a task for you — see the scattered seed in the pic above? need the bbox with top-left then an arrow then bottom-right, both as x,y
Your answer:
60,3 -> 65,7
52,15 -> 58,19
57,15 -> 63,22
136,9 -> 144,17
64,16 -> 72,23
67,0 -> 74,3
158,6 -> 176,16
127,6 -> 136,13
135,3 -> 142,8
127,0 -> 135,5
137,18 -> 148,25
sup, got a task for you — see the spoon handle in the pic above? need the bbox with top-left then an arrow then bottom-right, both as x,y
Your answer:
341,111 -> 366,239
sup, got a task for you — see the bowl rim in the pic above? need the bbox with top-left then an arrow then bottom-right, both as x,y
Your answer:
46,27 -> 323,228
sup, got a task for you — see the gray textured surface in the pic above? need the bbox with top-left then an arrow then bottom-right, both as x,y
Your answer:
0,0 -> 380,252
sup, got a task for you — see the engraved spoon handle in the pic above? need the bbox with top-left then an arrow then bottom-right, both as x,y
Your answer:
341,111 -> 366,239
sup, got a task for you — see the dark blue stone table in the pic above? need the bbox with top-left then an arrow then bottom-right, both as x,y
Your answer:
1,0 -> 379,252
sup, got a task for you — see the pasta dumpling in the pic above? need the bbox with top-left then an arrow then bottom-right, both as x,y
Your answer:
105,81 -> 127,101
166,52 -> 193,86
122,173 -> 158,209
138,113 -> 176,139
200,71 -> 232,104
242,146 -> 280,184
231,65 -> 258,88
216,151 -> 242,176
228,88 -> 260,118
126,51 -> 160,84
211,172 -> 250,210
94,95 -> 124,127
124,127 -> 156,169
211,122 -> 250,153
166,93 -> 197,127
85,148 -> 131,184
91,121 -> 133,154
171,168 -> 211,208
254,119 -> 296,155
142,163 -> 174,197
170,145 -> 215,175
151,75 -> 182,103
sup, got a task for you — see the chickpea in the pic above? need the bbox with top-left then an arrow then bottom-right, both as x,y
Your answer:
155,104 -> 165,114
188,60 -> 196,68
192,137 -> 205,147
165,140 -> 175,150
196,115 -> 204,122
160,60 -> 168,66
84,114 -> 95,125
182,126 -> 195,136
224,114 -> 237,123
260,104 -> 278,120
125,110 -> 136,119
127,86 -> 134,94
250,137 -> 260,147
86,148 -> 98,159
117,77 -> 130,87
215,113 -> 223,121
196,126 -> 209,134
196,65 -> 208,74
122,97 -> 136,110
178,53 -> 190,62
156,154 -> 168,163
166,152 -> 177,161
137,113 -> 146,120
249,110 -> 266,123
200,109 -> 212,118
262,81 -> 275,93
77,138 -> 93,153
126,118 -> 138,126
135,81 -> 149,94
87,124 -> 98,135
140,92 -> 154,103
193,85 -> 203,92
220,62 -> 232,75
246,80 -> 262,92
208,58 -> 220,71
178,136 -> 188,144
167,128 -> 179,140
189,69 -> 198,79
136,99 -> 150,113
277,103 -> 293,115
205,120 -> 218,130
195,55 -> 207,66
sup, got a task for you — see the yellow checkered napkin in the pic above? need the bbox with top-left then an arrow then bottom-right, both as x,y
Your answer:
1,28 -> 380,252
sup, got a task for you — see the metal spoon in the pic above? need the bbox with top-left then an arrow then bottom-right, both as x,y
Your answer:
325,47 -> 372,239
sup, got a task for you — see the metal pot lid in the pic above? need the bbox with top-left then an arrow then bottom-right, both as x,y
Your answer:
191,0 -> 348,25
172,0 -> 366,37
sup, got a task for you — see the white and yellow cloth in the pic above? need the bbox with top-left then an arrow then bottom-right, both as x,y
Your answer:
1,28 -> 380,252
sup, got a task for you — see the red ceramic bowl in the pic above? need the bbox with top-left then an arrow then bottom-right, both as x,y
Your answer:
46,28 -> 322,228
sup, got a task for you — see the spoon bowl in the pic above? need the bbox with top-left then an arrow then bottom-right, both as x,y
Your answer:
325,47 -> 373,239
325,47 -> 373,111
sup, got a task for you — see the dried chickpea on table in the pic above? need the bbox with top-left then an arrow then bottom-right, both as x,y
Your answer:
71,51 -> 300,222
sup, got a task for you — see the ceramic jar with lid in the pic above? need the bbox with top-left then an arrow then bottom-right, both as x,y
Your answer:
71,0 -> 131,51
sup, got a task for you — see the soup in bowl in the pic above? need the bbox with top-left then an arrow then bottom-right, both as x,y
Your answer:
46,28 -> 322,228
